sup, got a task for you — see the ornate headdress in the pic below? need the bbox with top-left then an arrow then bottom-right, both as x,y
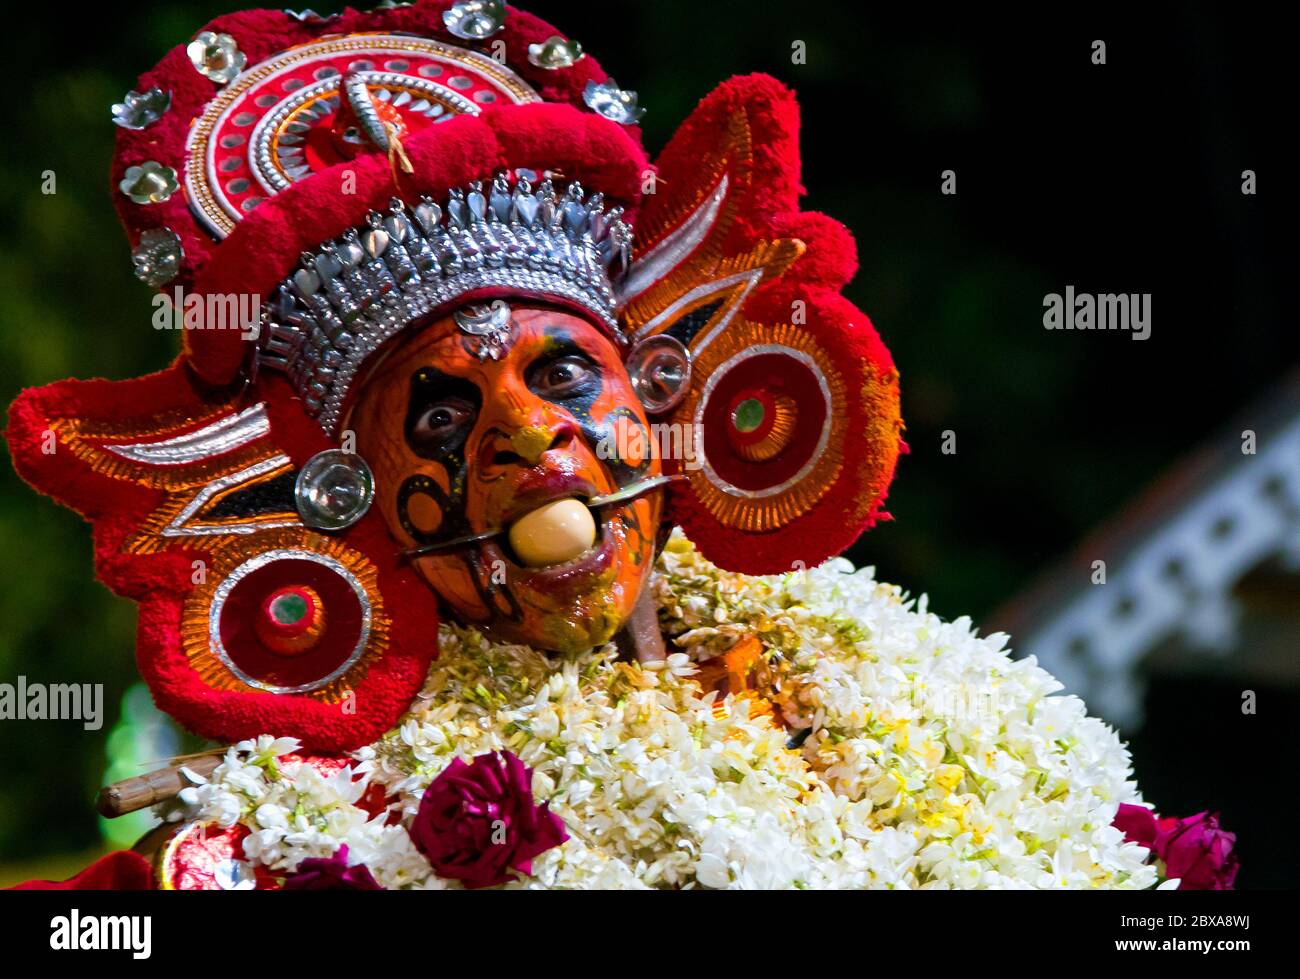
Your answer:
260,173 -> 632,432
7,1 -> 903,752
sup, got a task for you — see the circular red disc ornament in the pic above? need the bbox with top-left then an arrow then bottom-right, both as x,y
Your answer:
211,550 -> 369,693
254,584 -> 327,655
698,348 -> 829,493
187,34 -> 540,237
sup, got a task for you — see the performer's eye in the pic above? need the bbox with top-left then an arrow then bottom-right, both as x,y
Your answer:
530,354 -> 597,399
412,399 -> 476,446
405,368 -> 481,459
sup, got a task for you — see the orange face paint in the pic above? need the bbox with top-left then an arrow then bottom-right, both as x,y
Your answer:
350,306 -> 663,654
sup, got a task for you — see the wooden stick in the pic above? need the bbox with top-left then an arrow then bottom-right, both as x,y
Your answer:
616,580 -> 666,664
96,754 -> 223,818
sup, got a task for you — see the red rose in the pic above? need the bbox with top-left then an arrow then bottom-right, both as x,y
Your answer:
1155,811 -> 1239,890
410,750 -> 568,889
1113,803 -> 1159,849
282,844 -> 382,891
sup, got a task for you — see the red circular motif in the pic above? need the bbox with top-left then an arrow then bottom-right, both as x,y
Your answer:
700,353 -> 827,492
219,558 -> 364,691
254,584 -> 325,656
194,36 -> 538,235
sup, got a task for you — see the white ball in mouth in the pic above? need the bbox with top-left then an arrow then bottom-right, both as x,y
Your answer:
507,498 -> 597,568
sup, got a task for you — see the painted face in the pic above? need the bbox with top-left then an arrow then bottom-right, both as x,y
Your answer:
349,306 -> 662,654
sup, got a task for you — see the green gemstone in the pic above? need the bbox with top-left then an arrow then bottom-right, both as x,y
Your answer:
733,398 -> 765,434
271,593 -> 308,625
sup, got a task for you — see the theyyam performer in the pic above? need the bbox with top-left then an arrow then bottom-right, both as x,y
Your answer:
6,0 -> 1228,890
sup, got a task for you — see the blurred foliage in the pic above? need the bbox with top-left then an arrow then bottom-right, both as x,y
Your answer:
0,1 -> 1290,882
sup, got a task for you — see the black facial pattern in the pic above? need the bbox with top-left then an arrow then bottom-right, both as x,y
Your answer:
533,328 -> 650,490
397,366 -> 479,547
397,364 -> 524,623
397,325 -> 654,627
530,328 -> 655,579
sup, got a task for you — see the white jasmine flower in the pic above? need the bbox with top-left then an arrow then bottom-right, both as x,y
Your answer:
175,532 -> 1158,890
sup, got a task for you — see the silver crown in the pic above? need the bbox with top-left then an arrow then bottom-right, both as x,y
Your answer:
257,172 -> 633,434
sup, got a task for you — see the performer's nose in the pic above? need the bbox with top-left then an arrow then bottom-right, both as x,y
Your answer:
479,418 -> 578,471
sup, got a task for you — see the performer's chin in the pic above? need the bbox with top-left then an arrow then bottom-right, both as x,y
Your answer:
478,505 -> 649,655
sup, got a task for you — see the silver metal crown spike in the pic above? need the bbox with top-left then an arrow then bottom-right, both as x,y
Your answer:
256,172 -> 633,434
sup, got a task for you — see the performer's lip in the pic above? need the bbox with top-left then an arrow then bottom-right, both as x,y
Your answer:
497,476 -> 597,529
401,474 -> 679,561
482,505 -> 617,592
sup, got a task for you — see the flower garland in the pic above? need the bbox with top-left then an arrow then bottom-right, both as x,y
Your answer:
169,532 -> 1166,889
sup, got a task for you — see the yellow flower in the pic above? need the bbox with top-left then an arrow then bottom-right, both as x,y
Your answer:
933,764 -> 965,792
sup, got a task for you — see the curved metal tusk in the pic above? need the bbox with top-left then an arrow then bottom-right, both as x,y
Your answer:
401,473 -> 684,559
585,473 -> 684,509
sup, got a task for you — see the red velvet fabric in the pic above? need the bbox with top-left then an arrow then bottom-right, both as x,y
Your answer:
187,103 -> 649,384
112,1 -> 631,294
6,366 -> 441,751
9,850 -> 154,891
638,74 -> 903,573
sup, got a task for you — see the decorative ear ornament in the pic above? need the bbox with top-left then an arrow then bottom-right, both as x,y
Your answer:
615,75 -> 904,574
625,334 -> 692,414
6,366 -> 440,752
295,449 -> 375,531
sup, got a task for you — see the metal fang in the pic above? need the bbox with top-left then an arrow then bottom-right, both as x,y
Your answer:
401,474 -> 683,559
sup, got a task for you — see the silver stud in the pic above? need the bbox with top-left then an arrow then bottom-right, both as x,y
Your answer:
293,266 -> 321,296
443,0 -> 506,40
384,213 -> 412,244
295,450 -> 375,531
528,35 -> 584,70
413,198 -> 443,233
466,181 -> 488,222
511,183 -> 539,227
626,335 -> 691,414
361,226 -> 389,258
447,188 -> 470,228
111,87 -> 172,130
119,161 -> 179,204
489,173 -> 513,221
583,79 -> 645,125
130,228 -> 184,287
187,31 -> 247,85
337,238 -> 365,268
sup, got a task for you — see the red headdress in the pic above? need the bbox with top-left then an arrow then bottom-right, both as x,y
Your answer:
6,1 -> 902,752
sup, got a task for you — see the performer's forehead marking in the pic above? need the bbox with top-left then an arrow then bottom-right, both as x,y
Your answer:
537,323 -> 610,358
407,365 -> 480,407
539,327 -> 585,353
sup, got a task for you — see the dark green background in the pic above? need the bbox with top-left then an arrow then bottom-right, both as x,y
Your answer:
1,2 -> 1292,885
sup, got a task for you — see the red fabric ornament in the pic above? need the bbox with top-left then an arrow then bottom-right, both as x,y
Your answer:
622,74 -> 903,573
6,4 -> 903,755
111,1 -> 629,295
6,366 -> 440,752
8,850 -> 153,891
